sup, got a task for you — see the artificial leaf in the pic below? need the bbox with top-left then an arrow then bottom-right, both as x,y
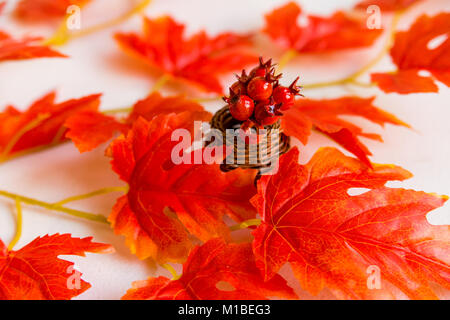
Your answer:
0,234 -> 113,300
66,92 -> 209,153
122,239 -> 297,300
0,32 -> 66,62
371,13 -> 450,93
15,0 -> 91,21
252,147 -> 449,299
126,92 -> 207,124
109,114 -> 257,263
355,0 -> 422,11
281,96 -> 409,167
115,16 -> 257,93
263,2 -> 382,54
0,91 -> 101,157
65,111 -> 128,153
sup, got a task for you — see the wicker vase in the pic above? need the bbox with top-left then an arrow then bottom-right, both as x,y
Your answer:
210,105 -> 291,176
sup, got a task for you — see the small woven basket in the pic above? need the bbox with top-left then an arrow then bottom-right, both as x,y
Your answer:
210,105 -> 291,175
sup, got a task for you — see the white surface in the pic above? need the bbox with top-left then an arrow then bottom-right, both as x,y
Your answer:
0,0 -> 449,299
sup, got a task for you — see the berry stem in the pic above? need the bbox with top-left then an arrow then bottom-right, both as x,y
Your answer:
0,190 -> 108,223
7,198 -> 23,251
161,263 -> 181,280
229,218 -> 261,231
44,0 -> 152,46
52,186 -> 128,206
302,10 -> 403,90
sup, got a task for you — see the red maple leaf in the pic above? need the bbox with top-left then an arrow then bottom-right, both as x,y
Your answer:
251,147 -> 449,299
0,32 -> 66,62
281,96 -> 409,167
115,16 -> 257,93
0,91 -> 101,158
109,114 -> 257,263
122,239 -> 297,300
65,111 -> 128,153
371,13 -> 450,93
14,0 -> 91,21
263,2 -> 382,53
355,0 -> 422,11
66,92 -> 209,153
0,3 -> 65,60
0,234 -> 113,300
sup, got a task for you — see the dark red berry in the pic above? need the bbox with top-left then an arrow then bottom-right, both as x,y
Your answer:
250,66 -> 267,78
254,103 -> 279,126
273,86 -> 295,111
230,81 -> 247,96
247,77 -> 273,101
229,95 -> 254,121
250,57 -> 273,78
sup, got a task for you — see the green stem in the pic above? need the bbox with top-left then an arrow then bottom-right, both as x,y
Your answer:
229,218 -> 261,231
8,198 -> 23,250
53,186 -> 128,206
0,190 -> 108,224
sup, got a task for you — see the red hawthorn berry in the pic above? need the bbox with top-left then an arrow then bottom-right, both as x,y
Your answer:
273,86 -> 295,111
247,77 -> 273,101
254,103 -> 279,126
231,81 -> 247,96
250,66 -> 267,78
229,95 -> 255,121
250,57 -> 273,78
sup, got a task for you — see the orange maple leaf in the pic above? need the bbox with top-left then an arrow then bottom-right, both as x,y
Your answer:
281,96 -> 409,167
65,92 -> 209,153
14,0 -> 91,21
122,239 -> 297,300
65,111 -> 128,153
115,16 -> 257,93
0,91 -> 101,158
371,13 -> 450,93
263,2 -> 382,53
355,0 -> 422,11
108,114 -> 257,263
251,147 -> 449,299
0,32 -> 66,61
0,234 -> 113,300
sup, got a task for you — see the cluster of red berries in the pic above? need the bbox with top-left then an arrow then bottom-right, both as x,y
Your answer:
223,57 -> 302,129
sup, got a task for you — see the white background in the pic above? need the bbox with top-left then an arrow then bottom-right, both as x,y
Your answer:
0,0 -> 449,299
